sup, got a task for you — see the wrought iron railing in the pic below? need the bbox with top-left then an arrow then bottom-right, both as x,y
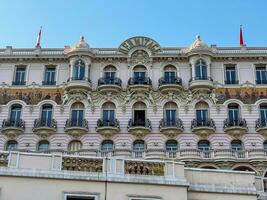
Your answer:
158,77 -> 182,86
189,76 -> 213,82
65,119 -> 89,129
12,81 -> 26,86
127,118 -> 152,129
67,77 -> 91,83
256,79 -> 267,84
223,118 -> 247,129
33,118 -> 57,129
97,118 -> 120,129
2,119 -> 25,129
224,80 -> 239,84
159,118 -> 184,129
191,119 -> 216,129
42,81 -> 56,85
98,77 -> 122,86
128,77 -> 152,85
255,118 -> 267,129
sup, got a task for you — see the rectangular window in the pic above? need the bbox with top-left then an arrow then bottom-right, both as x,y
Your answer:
13,66 -> 26,85
256,66 -> 267,84
225,65 -> 237,84
134,72 -> 146,84
104,71 -> 116,83
228,108 -> 239,125
71,110 -> 84,126
43,66 -> 56,85
165,109 -> 176,125
260,106 -> 267,124
196,109 -> 208,125
103,110 -> 115,125
65,194 -> 96,200
164,71 -> 176,84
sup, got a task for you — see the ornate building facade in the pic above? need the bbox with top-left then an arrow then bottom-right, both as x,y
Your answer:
0,35 -> 267,198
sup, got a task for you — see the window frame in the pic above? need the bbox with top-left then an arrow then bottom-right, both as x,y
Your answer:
43,65 -> 57,85
255,64 -> 267,84
13,65 -> 27,85
224,64 -> 238,85
64,193 -> 99,200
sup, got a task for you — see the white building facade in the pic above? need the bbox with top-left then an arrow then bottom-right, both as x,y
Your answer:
1,35 -> 267,191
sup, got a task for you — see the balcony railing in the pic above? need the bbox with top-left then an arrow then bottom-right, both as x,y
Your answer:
132,150 -> 145,158
97,118 -> 120,128
2,119 -> 25,129
256,79 -> 267,84
159,118 -> 184,129
223,118 -> 247,129
191,119 -> 216,129
65,119 -> 88,129
98,77 -> 122,86
12,81 -> 26,86
33,119 -> 57,129
128,118 -> 152,129
224,80 -> 239,85
189,76 -> 213,82
42,81 -> 56,85
158,77 -> 182,86
256,119 -> 267,129
67,77 -> 91,82
128,77 -> 152,86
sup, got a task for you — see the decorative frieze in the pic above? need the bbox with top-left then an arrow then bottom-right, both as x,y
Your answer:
124,160 -> 165,176
62,157 -> 103,172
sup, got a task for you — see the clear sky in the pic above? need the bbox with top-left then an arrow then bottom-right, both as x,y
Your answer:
0,0 -> 266,48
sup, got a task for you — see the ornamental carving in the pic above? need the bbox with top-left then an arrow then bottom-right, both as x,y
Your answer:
124,160 -> 165,176
0,153 -> 8,167
62,157 -> 103,172
129,50 -> 151,65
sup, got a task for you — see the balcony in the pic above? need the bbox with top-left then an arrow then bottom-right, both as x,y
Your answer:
127,119 -> 152,138
255,119 -> 267,136
158,77 -> 183,93
128,77 -> 152,92
223,119 -> 248,138
32,119 -> 57,138
188,77 -> 214,90
97,77 -> 122,93
159,118 -> 183,138
96,119 -> 120,138
224,80 -> 239,85
191,119 -> 216,139
1,119 -> 25,138
12,81 -> 26,86
42,81 -> 56,86
256,79 -> 267,85
65,77 -> 91,91
65,119 -> 89,138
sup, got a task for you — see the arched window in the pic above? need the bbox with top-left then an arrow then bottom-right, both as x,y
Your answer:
37,140 -> 49,151
195,59 -> 207,80
264,141 -> 267,150
133,140 -> 145,158
228,103 -> 240,125
164,102 -> 177,125
164,65 -> 176,84
166,140 -> 178,152
71,102 -> 84,126
10,104 -> 22,124
5,140 -> 18,151
101,140 -> 114,151
102,102 -> 115,125
198,140 -> 210,151
41,104 -> 53,126
73,59 -> 85,80
104,65 -> 116,83
133,102 -> 146,126
260,103 -> 267,125
133,65 -> 147,84
68,140 -> 82,151
195,101 -> 209,125
231,140 -> 243,151
233,166 -> 254,172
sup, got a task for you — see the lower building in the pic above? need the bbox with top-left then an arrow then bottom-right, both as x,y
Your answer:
0,151 -> 261,200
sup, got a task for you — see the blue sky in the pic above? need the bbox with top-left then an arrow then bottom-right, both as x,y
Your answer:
0,0 -> 266,48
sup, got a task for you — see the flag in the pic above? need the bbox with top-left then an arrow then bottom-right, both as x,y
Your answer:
240,25 -> 244,47
36,26 -> 42,48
